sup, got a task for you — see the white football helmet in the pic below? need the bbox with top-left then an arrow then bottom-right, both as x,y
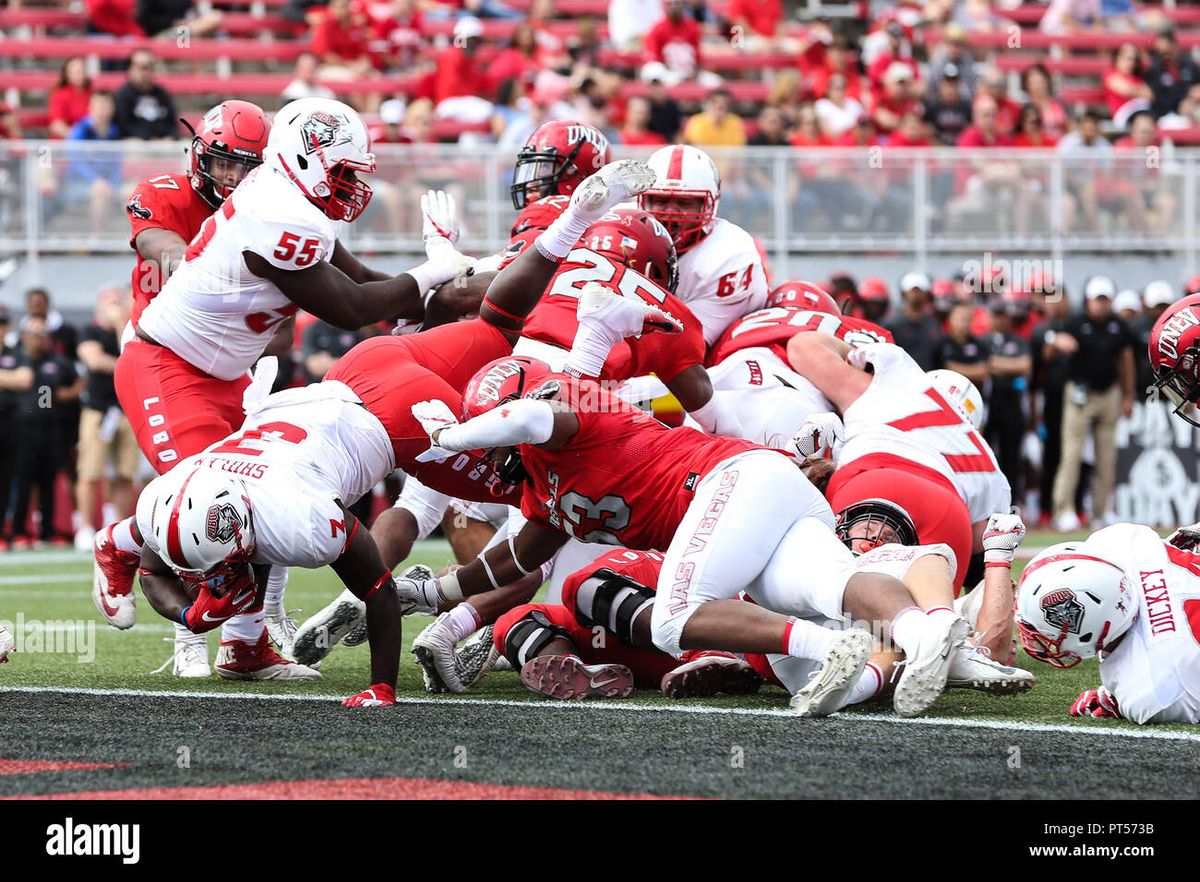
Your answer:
638,145 -> 720,253
266,98 -> 376,222
144,466 -> 256,587
1016,544 -> 1135,668
927,368 -> 984,430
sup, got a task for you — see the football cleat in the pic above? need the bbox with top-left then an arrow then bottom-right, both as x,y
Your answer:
660,650 -> 762,699
264,604 -> 300,660
571,159 -> 657,219
789,628 -> 874,718
395,562 -> 439,616
151,632 -> 211,678
0,625 -> 14,663
456,625 -> 500,688
893,615 -> 970,717
520,655 -> 634,700
92,523 -> 138,630
412,613 -> 466,694
577,281 -> 683,338
216,632 -> 321,681
292,589 -> 365,666
947,641 -> 1035,694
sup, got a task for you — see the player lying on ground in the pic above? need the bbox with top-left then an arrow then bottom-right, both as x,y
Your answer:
401,359 -> 1003,717
1017,521 -> 1200,724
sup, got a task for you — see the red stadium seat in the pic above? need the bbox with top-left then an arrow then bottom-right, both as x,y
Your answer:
0,36 -> 311,63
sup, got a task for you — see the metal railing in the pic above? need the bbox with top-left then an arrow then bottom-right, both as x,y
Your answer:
0,141 -> 1195,274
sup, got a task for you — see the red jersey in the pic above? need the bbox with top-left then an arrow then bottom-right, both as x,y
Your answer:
706,306 -> 894,368
509,193 -> 569,240
521,245 -> 706,384
519,376 -> 761,549
125,172 -> 213,327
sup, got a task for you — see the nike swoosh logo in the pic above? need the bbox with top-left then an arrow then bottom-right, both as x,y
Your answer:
589,674 -> 620,689
99,592 -> 120,617
201,611 -> 228,623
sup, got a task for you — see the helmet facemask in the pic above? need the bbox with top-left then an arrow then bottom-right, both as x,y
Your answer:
191,137 -> 261,208
835,500 -> 918,555
1153,344 -> 1200,426
639,190 -> 714,254
510,142 -> 584,210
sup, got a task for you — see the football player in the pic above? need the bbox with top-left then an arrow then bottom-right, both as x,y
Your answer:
1148,292 -> 1200,425
1018,522 -> 1200,724
403,357 -> 989,718
638,144 -> 769,345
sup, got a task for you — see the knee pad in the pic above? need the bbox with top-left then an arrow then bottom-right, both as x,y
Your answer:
501,609 -> 573,669
570,568 -> 655,646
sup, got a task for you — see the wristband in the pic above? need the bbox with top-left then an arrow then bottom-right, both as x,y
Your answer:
437,569 -> 464,604
180,605 -> 192,627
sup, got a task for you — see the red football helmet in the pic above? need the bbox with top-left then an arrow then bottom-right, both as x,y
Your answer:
511,120 -> 612,210
185,100 -> 271,208
835,498 -> 918,555
1149,293 -> 1200,425
462,356 -> 557,422
580,209 -> 679,294
1185,275 -> 1200,296
768,280 -> 839,314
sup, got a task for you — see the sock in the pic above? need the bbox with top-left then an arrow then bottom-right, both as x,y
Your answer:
889,606 -> 924,655
222,610 -> 265,644
926,606 -> 957,627
446,603 -> 482,642
174,622 -> 197,642
265,566 -> 288,610
782,617 -> 837,660
564,322 -> 619,379
109,516 -> 142,555
846,662 -> 884,705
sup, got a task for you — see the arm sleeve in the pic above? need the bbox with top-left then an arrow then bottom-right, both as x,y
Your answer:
688,393 -> 743,438
854,542 -> 958,583
436,398 -> 557,452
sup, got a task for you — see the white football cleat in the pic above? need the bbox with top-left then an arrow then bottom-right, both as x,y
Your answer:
412,613 -> 466,694
92,523 -> 138,630
789,628 -> 873,718
577,281 -> 683,338
520,655 -> 635,700
292,589 -> 365,667
0,625 -> 14,663
151,632 -> 211,678
265,604 -> 300,660
215,632 -> 321,681
570,159 -> 658,219
893,615 -> 970,717
947,641 -> 1035,694
455,625 -> 499,688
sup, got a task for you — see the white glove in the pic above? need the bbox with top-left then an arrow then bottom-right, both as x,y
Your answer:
790,411 -> 845,458
421,189 -> 460,244
411,399 -> 460,463
424,235 -> 476,282
843,329 -> 887,348
982,511 -> 1026,567
846,346 -> 872,370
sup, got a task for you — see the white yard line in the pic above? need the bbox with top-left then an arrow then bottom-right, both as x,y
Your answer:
0,573 -> 91,587
2,685 -> 1197,742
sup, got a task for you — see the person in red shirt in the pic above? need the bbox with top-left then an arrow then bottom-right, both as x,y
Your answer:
871,62 -> 921,134
977,68 -> 1021,138
1103,43 -> 1153,126
434,16 -> 491,105
363,0 -> 425,71
952,96 -> 1033,233
886,108 -> 931,147
487,21 -> 541,95
48,57 -> 93,140
1012,103 -> 1057,148
620,95 -> 669,147
644,0 -> 703,82
866,21 -> 921,101
727,0 -> 783,40
85,0 -> 143,37
1022,63 -> 1068,140
809,36 -> 864,103
1114,109 -> 1173,234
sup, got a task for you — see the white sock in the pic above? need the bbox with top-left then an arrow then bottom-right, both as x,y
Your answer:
446,603 -> 482,642
564,322 -> 619,379
174,622 -> 197,642
926,606 -> 957,626
222,610 -> 265,644
783,617 -> 837,661
889,606 -> 925,655
846,662 -> 884,705
110,516 -> 142,555
265,566 -> 288,610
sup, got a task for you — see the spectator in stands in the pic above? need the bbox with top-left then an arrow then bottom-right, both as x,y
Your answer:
365,0 -> 426,71
1021,64 -> 1068,140
748,106 -> 789,147
490,80 -> 526,141
281,51 -> 337,104
644,0 -> 704,86
684,88 -> 746,148
567,17 -> 604,69
640,68 -> 683,143
86,0 -> 144,37
866,22 -> 920,101
0,103 -> 21,141
871,62 -> 921,135
1146,24 -> 1200,119
64,92 -> 123,236
310,0 -> 379,108
48,57 -> 93,140
608,0 -> 664,50
789,102 -> 830,147
1013,103 -> 1056,147
435,16 -> 493,122
887,109 -> 931,147
1104,43 -> 1153,129
809,35 -> 863,104
1051,275 -> 1135,530
1115,109 -> 1175,235
620,95 -> 668,146
925,64 -> 971,146
135,0 -> 223,39
114,49 -> 178,141
726,0 -> 782,48
488,22 -> 542,95
1040,0 -> 1102,33
764,70 -> 804,129
815,73 -> 865,140
925,23 -> 976,101
983,298 -> 1032,499
73,286 -> 137,552
885,272 -> 942,371
978,67 -> 1020,137
461,0 -> 525,21
1058,109 -> 1117,233
570,75 -> 621,135
8,317 -> 82,548
936,300 -> 989,387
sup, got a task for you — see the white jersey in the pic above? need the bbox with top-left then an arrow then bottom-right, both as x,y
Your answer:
838,343 -> 1011,524
676,218 -> 768,346
137,165 -> 343,381
705,347 -> 831,448
136,382 -> 392,569
1089,524 -> 1200,724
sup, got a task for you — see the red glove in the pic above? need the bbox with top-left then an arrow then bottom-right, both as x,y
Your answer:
343,683 -> 397,707
1070,688 -> 1121,719
182,576 -> 258,633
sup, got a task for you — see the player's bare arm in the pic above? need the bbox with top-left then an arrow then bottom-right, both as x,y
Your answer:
785,332 -> 871,413
329,240 -> 395,284
424,271 -> 495,328
134,227 -> 188,280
